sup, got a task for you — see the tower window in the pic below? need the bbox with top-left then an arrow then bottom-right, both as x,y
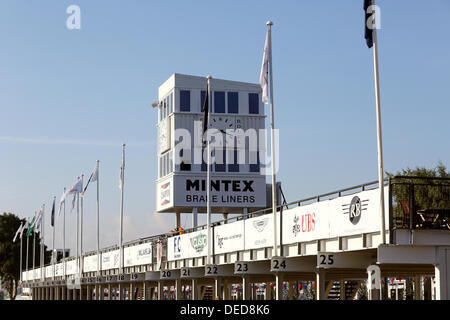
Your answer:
228,92 -> 239,114
249,93 -> 259,114
180,90 -> 190,112
214,91 -> 225,113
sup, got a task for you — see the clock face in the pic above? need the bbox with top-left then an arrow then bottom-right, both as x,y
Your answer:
210,116 -> 235,131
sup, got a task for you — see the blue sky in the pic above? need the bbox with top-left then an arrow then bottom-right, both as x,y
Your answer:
1,1 -> 449,255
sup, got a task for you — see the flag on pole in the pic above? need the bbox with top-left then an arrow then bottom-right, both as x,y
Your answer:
13,223 -> 23,242
364,0 -> 375,48
82,162 -> 99,195
20,220 -> 28,239
34,209 -> 43,231
58,177 -> 82,215
259,28 -> 270,104
50,197 -> 56,227
26,215 -> 36,238
70,193 -> 76,213
202,82 -> 210,137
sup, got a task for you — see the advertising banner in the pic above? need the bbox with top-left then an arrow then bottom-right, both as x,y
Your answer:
101,250 -> 120,271
214,220 -> 245,255
124,242 -> 153,267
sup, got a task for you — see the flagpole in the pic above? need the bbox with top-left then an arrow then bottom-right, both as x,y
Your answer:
266,21 -> 279,257
119,144 -> 125,274
96,160 -> 100,276
40,204 -> 45,280
206,75 -> 212,265
52,196 -> 56,279
19,229 -> 23,282
26,225 -> 29,276
33,212 -> 36,271
80,174 -> 84,275
76,177 -> 80,276
63,187 -> 66,277
371,3 -> 386,245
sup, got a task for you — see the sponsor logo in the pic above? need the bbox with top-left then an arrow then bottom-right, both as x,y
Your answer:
186,179 -> 254,192
252,218 -> 269,232
161,182 -> 170,206
217,234 -> 224,249
138,248 -> 151,257
190,234 -> 207,253
173,236 -> 182,254
342,196 -> 368,225
292,213 -> 315,236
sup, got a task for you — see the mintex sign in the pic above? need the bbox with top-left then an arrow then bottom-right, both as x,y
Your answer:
156,175 -> 266,212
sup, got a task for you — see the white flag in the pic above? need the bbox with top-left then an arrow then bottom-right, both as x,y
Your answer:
70,193 -> 76,213
20,220 -> 29,239
82,162 -> 98,196
58,177 -> 82,215
31,208 -> 43,230
259,28 -> 270,104
13,223 -> 23,242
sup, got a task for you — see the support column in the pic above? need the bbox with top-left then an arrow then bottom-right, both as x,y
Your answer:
316,269 -> 326,300
222,280 -> 229,300
176,213 -> 181,229
62,286 -> 66,300
242,276 -> 251,300
191,279 -> 198,300
175,279 -> 182,300
130,282 -> 134,300
340,280 -> 346,300
266,283 -> 272,300
275,274 -> 284,300
118,283 -> 123,300
108,284 -> 112,300
143,282 -> 147,300
434,248 -> 450,300
414,276 -> 421,300
214,277 -> 223,300
87,285 -> 92,300
157,281 -> 163,300
192,208 -> 198,228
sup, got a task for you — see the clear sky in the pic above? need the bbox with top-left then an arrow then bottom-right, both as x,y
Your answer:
1,1 -> 449,256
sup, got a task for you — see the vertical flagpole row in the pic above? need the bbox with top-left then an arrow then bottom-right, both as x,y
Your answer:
97,160 -> 100,276
267,21 -> 278,257
372,26 -> 386,245
206,75 -> 212,266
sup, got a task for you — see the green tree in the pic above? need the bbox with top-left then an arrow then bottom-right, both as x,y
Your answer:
387,162 -> 450,228
0,212 -> 51,300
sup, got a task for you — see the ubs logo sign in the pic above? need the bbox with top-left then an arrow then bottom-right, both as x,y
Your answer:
342,196 -> 368,225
